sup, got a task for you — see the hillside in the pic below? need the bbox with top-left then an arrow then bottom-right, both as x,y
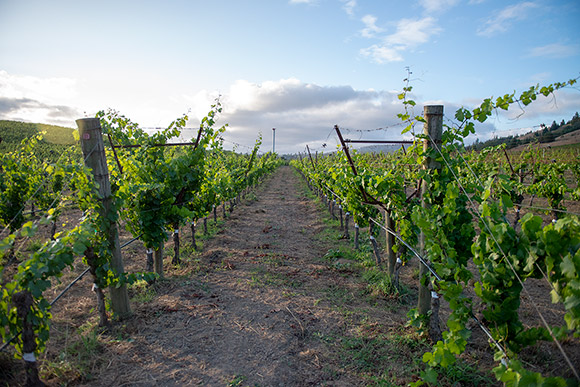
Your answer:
470,112 -> 580,151
0,120 -> 76,145
0,120 -> 77,160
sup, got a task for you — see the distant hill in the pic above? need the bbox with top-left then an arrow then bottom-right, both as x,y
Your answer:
469,112 -> 580,151
0,120 -> 76,145
0,120 -> 77,161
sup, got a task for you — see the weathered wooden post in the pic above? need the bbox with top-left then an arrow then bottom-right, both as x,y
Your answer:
417,106 -> 443,319
77,118 -> 131,318
84,247 -> 109,327
385,210 -> 396,276
13,291 -> 44,387
154,247 -> 164,277
191,220 -> 198,250
172,228 -> 180,265
146,248 -> 154,272
370,235 -> 382,267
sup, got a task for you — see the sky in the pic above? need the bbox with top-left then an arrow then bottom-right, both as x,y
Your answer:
0,0 -> 579,154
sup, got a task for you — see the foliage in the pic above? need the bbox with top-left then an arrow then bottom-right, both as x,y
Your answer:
293,77 -> 580,386
0,103 -> 281,366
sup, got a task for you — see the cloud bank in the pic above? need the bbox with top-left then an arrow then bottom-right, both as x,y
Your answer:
187,78 -> 409,154
0,70 -> 81,126
2,69 -> 578,154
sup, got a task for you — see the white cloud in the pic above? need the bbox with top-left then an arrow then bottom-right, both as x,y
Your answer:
477,2 -> 539,37
385,17 -> 441,46
0,70 -> 81,125
288,0 -> 317,4
0,70 -> 79,103
341,0 -> 356,16
419,0 -> 460,13
360,45 -> 404,63
186,78 -> 407,153
360,17 -> 441,63
528,43 -> 580,59
360,14 -> 383,38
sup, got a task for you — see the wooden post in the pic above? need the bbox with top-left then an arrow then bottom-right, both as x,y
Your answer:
77,118 -> 131,318
84,247 -> 109,327
344,212 -> 350,239
154,247 -> 164,277
146,248 -> 154,272
417,105 -> 443,318
385,210 -> 396,276
354,224 -> 359,250
13,291 -> 45,387
191,221 -> 197,250
370,236 -> 382,267
172,229 -> 180,265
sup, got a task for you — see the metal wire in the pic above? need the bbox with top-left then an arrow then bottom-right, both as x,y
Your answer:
0,233 -> 143,353
426,133 -> 579,380
307,173 -> 511,361
0,143 -> 81,237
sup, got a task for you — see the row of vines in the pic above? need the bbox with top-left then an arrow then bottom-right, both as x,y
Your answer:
292,79 -> 580,386
0,102 -> 281,385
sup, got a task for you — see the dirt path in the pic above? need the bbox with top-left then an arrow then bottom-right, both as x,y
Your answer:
95,165 -> 387,386
3,165 -> 577,386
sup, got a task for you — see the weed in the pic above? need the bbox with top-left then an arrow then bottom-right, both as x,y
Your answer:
26,238 -> 43,252
245,192 -> 258,202
437,360 -> 495,386
41,322 -> 104,383
128,279 -> 156,303
227,374 -> 246,386
362,268 -> 404,297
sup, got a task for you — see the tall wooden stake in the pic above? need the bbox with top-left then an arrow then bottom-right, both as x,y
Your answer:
385,210 -> 396,276
14,291 -> 44,387
417,106 -> 443,318
154,247 -> 164,277
77,118 -> 131,318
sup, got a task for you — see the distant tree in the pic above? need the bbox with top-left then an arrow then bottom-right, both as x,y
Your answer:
539,131 -> 556,143
506,137 -> 519,149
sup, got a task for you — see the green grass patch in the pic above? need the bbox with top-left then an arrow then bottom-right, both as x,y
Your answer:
128,279 -> 157,303
41,321 -> 105,383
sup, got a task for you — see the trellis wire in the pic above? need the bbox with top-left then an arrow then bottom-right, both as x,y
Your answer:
0,143 -> 83,237
427,133 -> 579,380
308,173 -> 511,361
0,234 -> 143,353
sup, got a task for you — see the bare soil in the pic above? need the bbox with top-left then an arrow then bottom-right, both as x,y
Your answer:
2,165 -> 579,386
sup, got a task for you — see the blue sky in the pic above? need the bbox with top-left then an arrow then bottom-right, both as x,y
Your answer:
1,0 -> 579,153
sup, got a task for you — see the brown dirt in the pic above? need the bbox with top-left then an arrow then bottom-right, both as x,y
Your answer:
93,166 -> 367,386
2,165 -> 579,386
